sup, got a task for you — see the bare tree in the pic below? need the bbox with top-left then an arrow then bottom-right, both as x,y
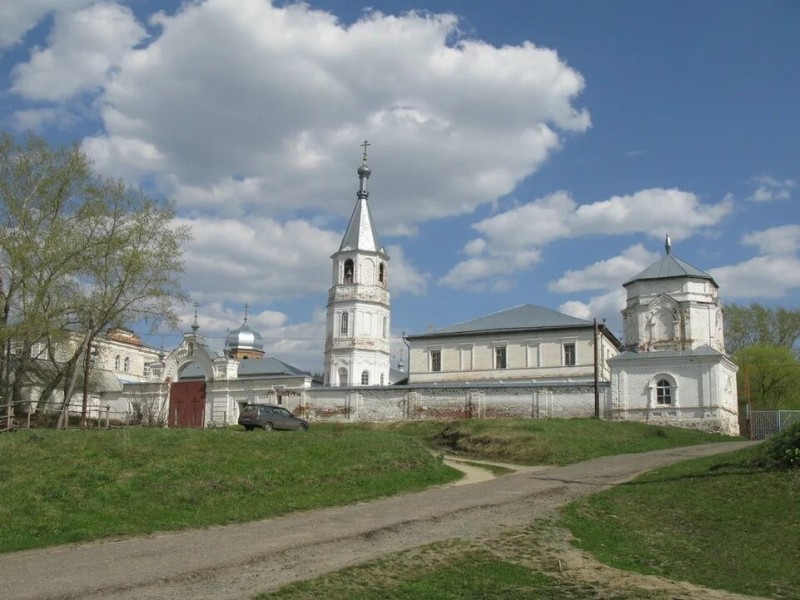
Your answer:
0,131 -> 191,424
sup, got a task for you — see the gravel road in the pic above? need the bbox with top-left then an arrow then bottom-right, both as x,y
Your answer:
0,441 -> 754,600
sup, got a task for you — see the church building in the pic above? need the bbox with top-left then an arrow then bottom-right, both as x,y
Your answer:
323,142 -> 392,387
608,236 -> 739,434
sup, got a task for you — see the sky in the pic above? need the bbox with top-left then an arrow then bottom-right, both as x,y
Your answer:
1,0 -> 798,372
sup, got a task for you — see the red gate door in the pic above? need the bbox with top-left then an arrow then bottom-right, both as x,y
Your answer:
168,381 -> 206,428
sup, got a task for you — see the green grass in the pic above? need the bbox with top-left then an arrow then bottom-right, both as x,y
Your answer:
562,446 -> 800,598
0,418 -> 742,556
261,529 -> 670,600
382,418 -> 739,465
0,426 -> 459,553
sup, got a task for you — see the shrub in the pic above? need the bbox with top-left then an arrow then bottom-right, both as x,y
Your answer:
759,421 -> 800,469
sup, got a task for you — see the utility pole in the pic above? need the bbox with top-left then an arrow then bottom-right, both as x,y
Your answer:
593,318 -> 600,418
81,318 -> 95,427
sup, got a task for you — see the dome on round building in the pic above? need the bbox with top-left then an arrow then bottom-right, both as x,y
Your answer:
225,320 -> 264,356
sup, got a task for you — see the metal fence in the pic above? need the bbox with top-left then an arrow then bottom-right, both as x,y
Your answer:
748,409 -> 800,440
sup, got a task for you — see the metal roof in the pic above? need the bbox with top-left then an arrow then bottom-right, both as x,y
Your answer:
237,357 -> 310,378
408,304 -> 593,339
225,320 -> 264,351
177,357 -> 310,380
338,197 -> 385,254
624,254 -> 717,287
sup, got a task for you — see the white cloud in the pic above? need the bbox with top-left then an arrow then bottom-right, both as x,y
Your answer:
438,250 -> 541,290
13,107 -> 75,130
179,216 -> 429,307
0,0 -> 94,49
748,175 -> 796,202
73,0 -> 588,227
711,255 -> 800,299
742,224 -> 800,256
441,188 -> 731,288
549,244 -> 660,293
384,245 -> 430,297
11,2 -> 146,102
559,289 -> 626,324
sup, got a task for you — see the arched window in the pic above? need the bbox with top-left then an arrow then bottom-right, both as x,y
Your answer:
380,373 -> 385,385
378,262 -> 385,284
653,311 -> 675,341
123,357 -> 130,373
382,316 -> 388,339
114,355 -> 121,370
340,312 -> 349,336
361,370 -> 370,385
343,259 -> 354,284
338,367 -> 348,386
656,379 -> 672,405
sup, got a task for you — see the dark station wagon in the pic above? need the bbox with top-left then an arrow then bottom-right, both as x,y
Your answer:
238,404 -> 309,432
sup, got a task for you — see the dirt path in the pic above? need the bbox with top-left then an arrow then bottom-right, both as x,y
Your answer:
0,441 -> 757,600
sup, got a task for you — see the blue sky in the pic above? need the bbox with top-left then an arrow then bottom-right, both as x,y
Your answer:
1,0 -> 798,371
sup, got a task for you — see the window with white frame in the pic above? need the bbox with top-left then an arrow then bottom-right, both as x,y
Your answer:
338,367 -> 348,386
123,356 -> 130,373
656,379 -> 672,405
380,373 -> 385,385
114,355 -> 121,370
563,343 -> 576,366
430,350 -> 442,372
460,345 -> 472,371
526,342 -> 540,368
340,312 -> 349,336
361,370 -> 370,385
495,346 -> 507,369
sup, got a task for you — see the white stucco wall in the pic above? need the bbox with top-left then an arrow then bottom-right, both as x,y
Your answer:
408,328 -> 617,384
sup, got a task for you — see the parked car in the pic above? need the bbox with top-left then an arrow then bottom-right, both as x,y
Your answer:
238,404 -> 309,432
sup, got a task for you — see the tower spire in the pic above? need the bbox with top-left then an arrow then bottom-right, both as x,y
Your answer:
357,139 -> 371,199
191,302 -> 199,332
665,233 -> 672,256
243,302 -> 249,324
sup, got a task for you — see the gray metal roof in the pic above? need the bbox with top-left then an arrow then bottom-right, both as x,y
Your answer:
624,254 -> 717,287
177,356 -> 311,380
408,304 -> 593,339
338,197 -> 385,254
237,357 -> 310,378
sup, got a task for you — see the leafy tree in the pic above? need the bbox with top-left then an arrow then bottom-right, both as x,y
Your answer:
724,303 -> 800,355
0,131 -> 191,423
734,344 -> 800,410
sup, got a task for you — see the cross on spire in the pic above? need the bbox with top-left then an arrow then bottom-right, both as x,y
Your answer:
243,302 -> 249,323
191,302 -> 199,332
361,139 -> 370,162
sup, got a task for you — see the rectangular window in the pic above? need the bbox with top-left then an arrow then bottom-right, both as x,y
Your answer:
563,343 -> 576,366
495,346 -> 507,369
460,345 -> 472,371
430,350 -> 442,372
340,312 -> 349,336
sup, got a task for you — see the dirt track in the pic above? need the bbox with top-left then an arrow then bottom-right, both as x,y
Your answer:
0,441 -> 755,600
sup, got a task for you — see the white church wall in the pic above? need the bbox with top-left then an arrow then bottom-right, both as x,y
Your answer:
409,329 -> 615,384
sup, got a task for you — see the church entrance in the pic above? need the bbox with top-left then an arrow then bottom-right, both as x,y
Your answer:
168,381 -> 206,428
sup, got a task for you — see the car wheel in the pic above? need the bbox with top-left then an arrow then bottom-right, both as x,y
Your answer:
298,423 -> 308,431
263,422 -> 273,432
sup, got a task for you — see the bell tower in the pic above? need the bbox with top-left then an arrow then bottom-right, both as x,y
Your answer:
324,141 -> 391,386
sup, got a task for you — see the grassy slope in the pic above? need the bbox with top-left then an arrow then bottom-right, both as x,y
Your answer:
563,446 -> 800,598
0,419 -> 740,555
378,418 -> 737,465
0,426 -> 459,553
